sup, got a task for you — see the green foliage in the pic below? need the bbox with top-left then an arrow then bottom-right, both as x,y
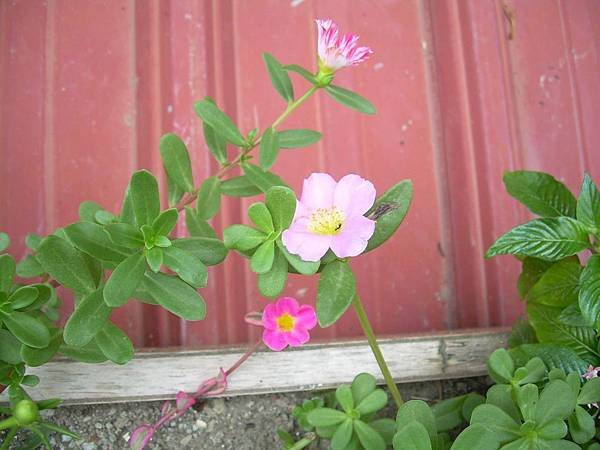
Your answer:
324,85 -> 376,115
317,260 -> 356,327
262,52 -> 294,102
278,129 -> 322,148
159,133 -> 195,193
259,126 -> 280,170
195,97 -> 246,147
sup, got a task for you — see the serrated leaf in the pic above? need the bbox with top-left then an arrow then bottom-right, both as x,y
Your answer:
159,133 -> 195,193
278,129 -> 322,149
103,252 -> 146,307
263,52 -> 294,102
528,258 -> 582,306
317,261 -> 356,327
509,344 -> 589,374
195,98 -> 245,147
486,217 -> 589,261
36,236 -> 96,294
142,271 -> 206,320
259,126 -> 280,170
63,288 -> 112,347
503,171 -> 577,217
130,170 -> 161,226
325,85 -> 376,115
196,176 -> 221,220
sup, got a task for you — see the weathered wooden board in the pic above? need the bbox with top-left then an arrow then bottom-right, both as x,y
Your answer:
1,329 -> 507,405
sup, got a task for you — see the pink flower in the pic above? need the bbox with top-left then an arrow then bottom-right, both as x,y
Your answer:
129,424 -> 155,450
316,19 -> 372,72
584,365 -> 600,380
282,173 -> 376,262
262,297 -> 317,351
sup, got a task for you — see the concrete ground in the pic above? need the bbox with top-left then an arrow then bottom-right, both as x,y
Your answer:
4,376 -> 489,449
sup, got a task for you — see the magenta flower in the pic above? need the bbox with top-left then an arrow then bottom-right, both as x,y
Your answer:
282,173 -> 376,262
262,297 -> 317,351
316,19 -> 372,73
129,425 -> 155,450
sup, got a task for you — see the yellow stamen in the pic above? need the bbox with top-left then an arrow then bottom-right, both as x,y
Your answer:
276,313 -> 295,332
308,207 -> 344,235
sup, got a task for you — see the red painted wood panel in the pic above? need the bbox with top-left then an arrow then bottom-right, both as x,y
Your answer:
1,0 -> 599,348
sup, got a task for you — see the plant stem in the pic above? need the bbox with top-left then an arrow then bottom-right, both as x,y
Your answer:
0,417 -> 17,432
0,427 -> 17,450
352,295 -> 404,408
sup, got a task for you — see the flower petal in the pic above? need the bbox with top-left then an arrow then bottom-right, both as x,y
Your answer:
263,329 -> 288,351
330,215 -> 375,258
334,174 -> 376,217
262,303 -> 279,330
286,327 -> 310,347
282,229 -> 332,262
300,173 -> 337,210
295,305 -> 317,330
276,297 -> 300,316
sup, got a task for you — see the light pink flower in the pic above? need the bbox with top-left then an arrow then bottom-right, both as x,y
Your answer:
282,173 -> 376,262
583,365 -> 600,380
262,297 -> 317,351
316,19 -> 372,72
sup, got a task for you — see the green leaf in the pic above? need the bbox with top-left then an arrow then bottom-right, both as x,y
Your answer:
396,400 -> 436,441
94,322 -> 134,365
567,405 -> 595,444
262,52 -> 294,102
486,217 -> 590,261
39,422 -> 80,440
185,207 -> 217,238
354,420 -> 386,450
392,421 -> 431,450
578,377 -> 600,405
163,246 -> 208,288
331,418 -> 353,450
146,247 -> 163,272
220,175 -> 262,197
486,384 -> 520,422
317,261 -> 356,327
103,252 -> 146,307
487,348 -> 515,383
266,186 -> 296,232
351,373 -> 377,405
22,374 -> 40,386
130,170 -> 161,226
508,318 -> 538,348
509,344 -> 589,374
335,385 -> 354,412
201,97 -> 228,164
248,202 -> 274,234
283,64 -> 317,83
528,258 -> 582,306
94,210 -> 116,225
78,201 -> 103,222
528,303 -> 600,364
21,329 -> 62,367
278,129 -> 322,149
579,254 -> 600,328
194,98 -> 245,147
60,339 -> 108,363
277,240 -> 319,275
63,288 -> 112,347
577,173 -> 600,233
449,425 -> 498,450
307,407 -> 347,427
16,255 -> 44,278
105,223 -> 144,248
8,286 -> 37,310
0,328 -> 23,364
25,234 -> 43,251
223,224 -> 267,251
154,235 -> 171,248
535,379 -> 577,425
0,232 -> 9,252
151,208 -> 179,237
159,133 -> 195,193
503,171 -> 577,218
36,236 -> 96,294
366,180 -> 413,252
250,240 -> 275,274
370,418 -> 396,446
469,404 -> 520,443
142,271 -> 206,320
558,303 -> 588,327
171,237 -> 227,266
242,163 -> 289,192
355,388 -> 387,415
64,222 -> 130,262
518,257 -> 555,298
257,248 -> 287,298
0,254 -> 15,292
259,126 -> 280,170
196,176 -> 221,220
167,172 -> 185,207
325,85 -> 376,115
3,312 -> 50,349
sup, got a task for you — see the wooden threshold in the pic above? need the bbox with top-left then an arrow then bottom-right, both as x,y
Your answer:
1,328 -> 507,405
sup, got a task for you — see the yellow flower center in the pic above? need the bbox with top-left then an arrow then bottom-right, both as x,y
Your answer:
276,313 -> 295,332
308,207 -> 344,235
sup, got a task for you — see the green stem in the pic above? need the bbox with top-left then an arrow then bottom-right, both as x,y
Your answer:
272,85 -> 318,129
0,417 -> 17,432
352,295 -> 404,408
0,427 -> 17,450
